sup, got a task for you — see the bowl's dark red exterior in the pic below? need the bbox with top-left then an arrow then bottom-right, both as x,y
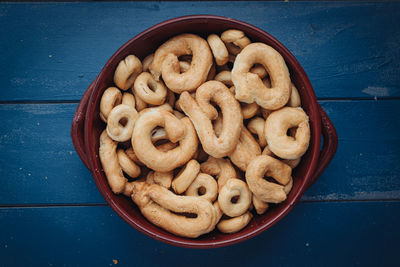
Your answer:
71,15 -> 338,248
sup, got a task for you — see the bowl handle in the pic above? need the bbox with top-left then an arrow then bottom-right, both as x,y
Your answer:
71,78 -> 97,170
306,103 -> 338,189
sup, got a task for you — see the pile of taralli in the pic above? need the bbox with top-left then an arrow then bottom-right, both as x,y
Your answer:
99,30 -> 311,238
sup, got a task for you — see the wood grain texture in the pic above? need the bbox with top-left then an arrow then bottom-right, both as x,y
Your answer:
0,100 -> 399,204
0,2 -> 399,101
0,202 -> 398,266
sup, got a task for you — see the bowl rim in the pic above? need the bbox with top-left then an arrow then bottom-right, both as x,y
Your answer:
84,15 -> 322,248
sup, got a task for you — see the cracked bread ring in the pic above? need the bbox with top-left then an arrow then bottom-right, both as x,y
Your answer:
114,54 -> 142,90
265,107 -> 310,159
179,80 -> 242,158
232,43 -> 291,110
131,109 -> 198,172
149,33 -> 213,93
106,104 -> 138,142
133,72 -> 167,105
218,178 -> 252,217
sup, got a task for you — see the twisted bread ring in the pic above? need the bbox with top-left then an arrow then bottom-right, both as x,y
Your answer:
131,182 -> 216,238
179,80 -> 242,158
149,34 -> 213,93
245,155 -> 291,203
265,107 -> 310,159
131,109 -> 198,172
232,43 -> 291,110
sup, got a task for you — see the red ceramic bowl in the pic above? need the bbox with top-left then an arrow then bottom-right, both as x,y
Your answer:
71,15 -> 338,248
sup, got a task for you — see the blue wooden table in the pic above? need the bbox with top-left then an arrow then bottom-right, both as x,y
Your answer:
1,1 -> 399,266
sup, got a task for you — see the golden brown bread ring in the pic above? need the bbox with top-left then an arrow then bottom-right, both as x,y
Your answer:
207,34 -> 229,66
114,54 -> 142,90
247,117 -> 267,148
149,33 -> 213,93
117,148 -> 141,179
133,72 -> 167,105
99,130 -> 127,194
218,178 -> 252,217
232,43 -> 291,110
106,104 -> 138,142
131,182 -> 216,238
262,146 -> 301,169
142,53 -> 154,72
265,107 -> 310,159
131,109 -> 198,172
179,80 -> 242,158
185,173 -> 218,202
217,211 -> 253,234
245,155 -> 291,203
121,92 -> 135,108
100,87 -> 122,122
172,159 -> 201,194
200,156 -> 237,190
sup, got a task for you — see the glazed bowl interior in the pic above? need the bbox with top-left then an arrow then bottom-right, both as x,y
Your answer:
84,15 -> 321,248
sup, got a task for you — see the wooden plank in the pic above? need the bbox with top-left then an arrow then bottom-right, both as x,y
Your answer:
0,202 -> 398,266
0,100 -> 399,204
0,2 -> 399,101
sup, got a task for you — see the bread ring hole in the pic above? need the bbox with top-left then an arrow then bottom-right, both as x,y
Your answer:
197,186 -> 206,196
231,195 -> 240,204
178,55 -> 192,63
119,117 -> 128,127
148,81 -> 157,92
287,127 -> 298,140
227,61 -> 234,70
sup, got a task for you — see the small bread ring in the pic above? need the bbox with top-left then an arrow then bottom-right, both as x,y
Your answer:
149,34 -> 213,93
232,43 -> 291,110
106,104 -> 138,142
117,148 -> 141,178
114,54 -> 143,90
133,72 -> 167,105
217,211 -> 253,234
287,83 -> 301,107
228,126 -> 261,171
185,173 -> 218,202
218,178 -> 252,217
207,34 -> 229,66
99,130 -> 126,193
172,159 -> 201,194
121,92 -> 136,108
221,29 -> 250,56
100,87 -> 122,122
265,107 -> 310,159
245,155 -> 291,203
179,80 -> 242,158
248,117 -> 267,148
131,182 -> 216,238
142,54 -> 154,72
132,109 -> 198,172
